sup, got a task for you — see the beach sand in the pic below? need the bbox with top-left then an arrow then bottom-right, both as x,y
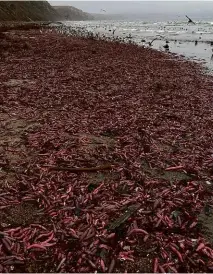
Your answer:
0,25 -> 213,272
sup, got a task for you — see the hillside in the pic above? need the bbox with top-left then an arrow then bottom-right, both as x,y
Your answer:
0,1 -> 58,21
54,6 -> 93,21
92,13 -> 127,20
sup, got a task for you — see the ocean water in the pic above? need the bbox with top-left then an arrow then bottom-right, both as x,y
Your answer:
65,20 -> 213,73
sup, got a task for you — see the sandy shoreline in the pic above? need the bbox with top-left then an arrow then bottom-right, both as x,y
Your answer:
1,25 -> 213,272
64,20 -> 213,73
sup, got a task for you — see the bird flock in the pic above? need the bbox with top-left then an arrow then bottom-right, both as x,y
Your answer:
43,22 -> 213,59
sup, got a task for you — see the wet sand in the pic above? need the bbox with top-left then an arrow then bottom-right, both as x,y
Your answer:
0,25 -> 213,272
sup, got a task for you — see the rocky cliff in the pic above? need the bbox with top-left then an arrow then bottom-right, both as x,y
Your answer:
54,6 -> 93,21
0,1 -> 94,22
0,1 -> 59,21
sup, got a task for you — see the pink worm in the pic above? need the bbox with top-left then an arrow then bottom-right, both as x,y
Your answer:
27,244 -> 46,250
189,221 -> 197,228
168,266 -> 178,273
35,230 -> 52,241
196,242 -> 205,252
100,259 -> 106,272
165,165 -> 184,171
128,228 -> 148,236
30,224 -> 47,230
99,244 -> 111,250
93,183 -> 104,195
39,231 -> 54,244
170,246 -> 183,262
158,265 -> 166,273
108,258 -> 115,273
153,258 -> 158,273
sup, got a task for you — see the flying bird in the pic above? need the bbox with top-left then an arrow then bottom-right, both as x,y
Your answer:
186,15 -> 196,25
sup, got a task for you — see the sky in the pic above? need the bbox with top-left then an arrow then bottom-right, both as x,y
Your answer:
49,1 -> 213,16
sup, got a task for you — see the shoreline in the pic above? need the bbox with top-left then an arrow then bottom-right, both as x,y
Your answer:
62,20 -> 213,73
0,24 -> 213,272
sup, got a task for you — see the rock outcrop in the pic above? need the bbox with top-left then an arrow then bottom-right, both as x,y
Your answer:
54,6 -> 93,21
0,1 -> 58,21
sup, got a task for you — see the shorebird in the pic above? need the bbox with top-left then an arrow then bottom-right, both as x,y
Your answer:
163,44 -> 169,49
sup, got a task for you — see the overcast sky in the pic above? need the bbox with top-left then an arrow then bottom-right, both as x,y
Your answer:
49,1 -> 213,16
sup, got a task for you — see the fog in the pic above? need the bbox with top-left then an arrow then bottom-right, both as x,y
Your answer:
49,1 -> 213,20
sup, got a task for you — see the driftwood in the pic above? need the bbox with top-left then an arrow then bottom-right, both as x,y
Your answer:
186,15 -> 196,25
107,203 -> 141,231
148,35 -> 167,46
149,38 -> 158,46
42,164 -> 113,173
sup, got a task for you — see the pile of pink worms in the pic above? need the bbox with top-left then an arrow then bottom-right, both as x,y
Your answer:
0,26 -> 213,273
